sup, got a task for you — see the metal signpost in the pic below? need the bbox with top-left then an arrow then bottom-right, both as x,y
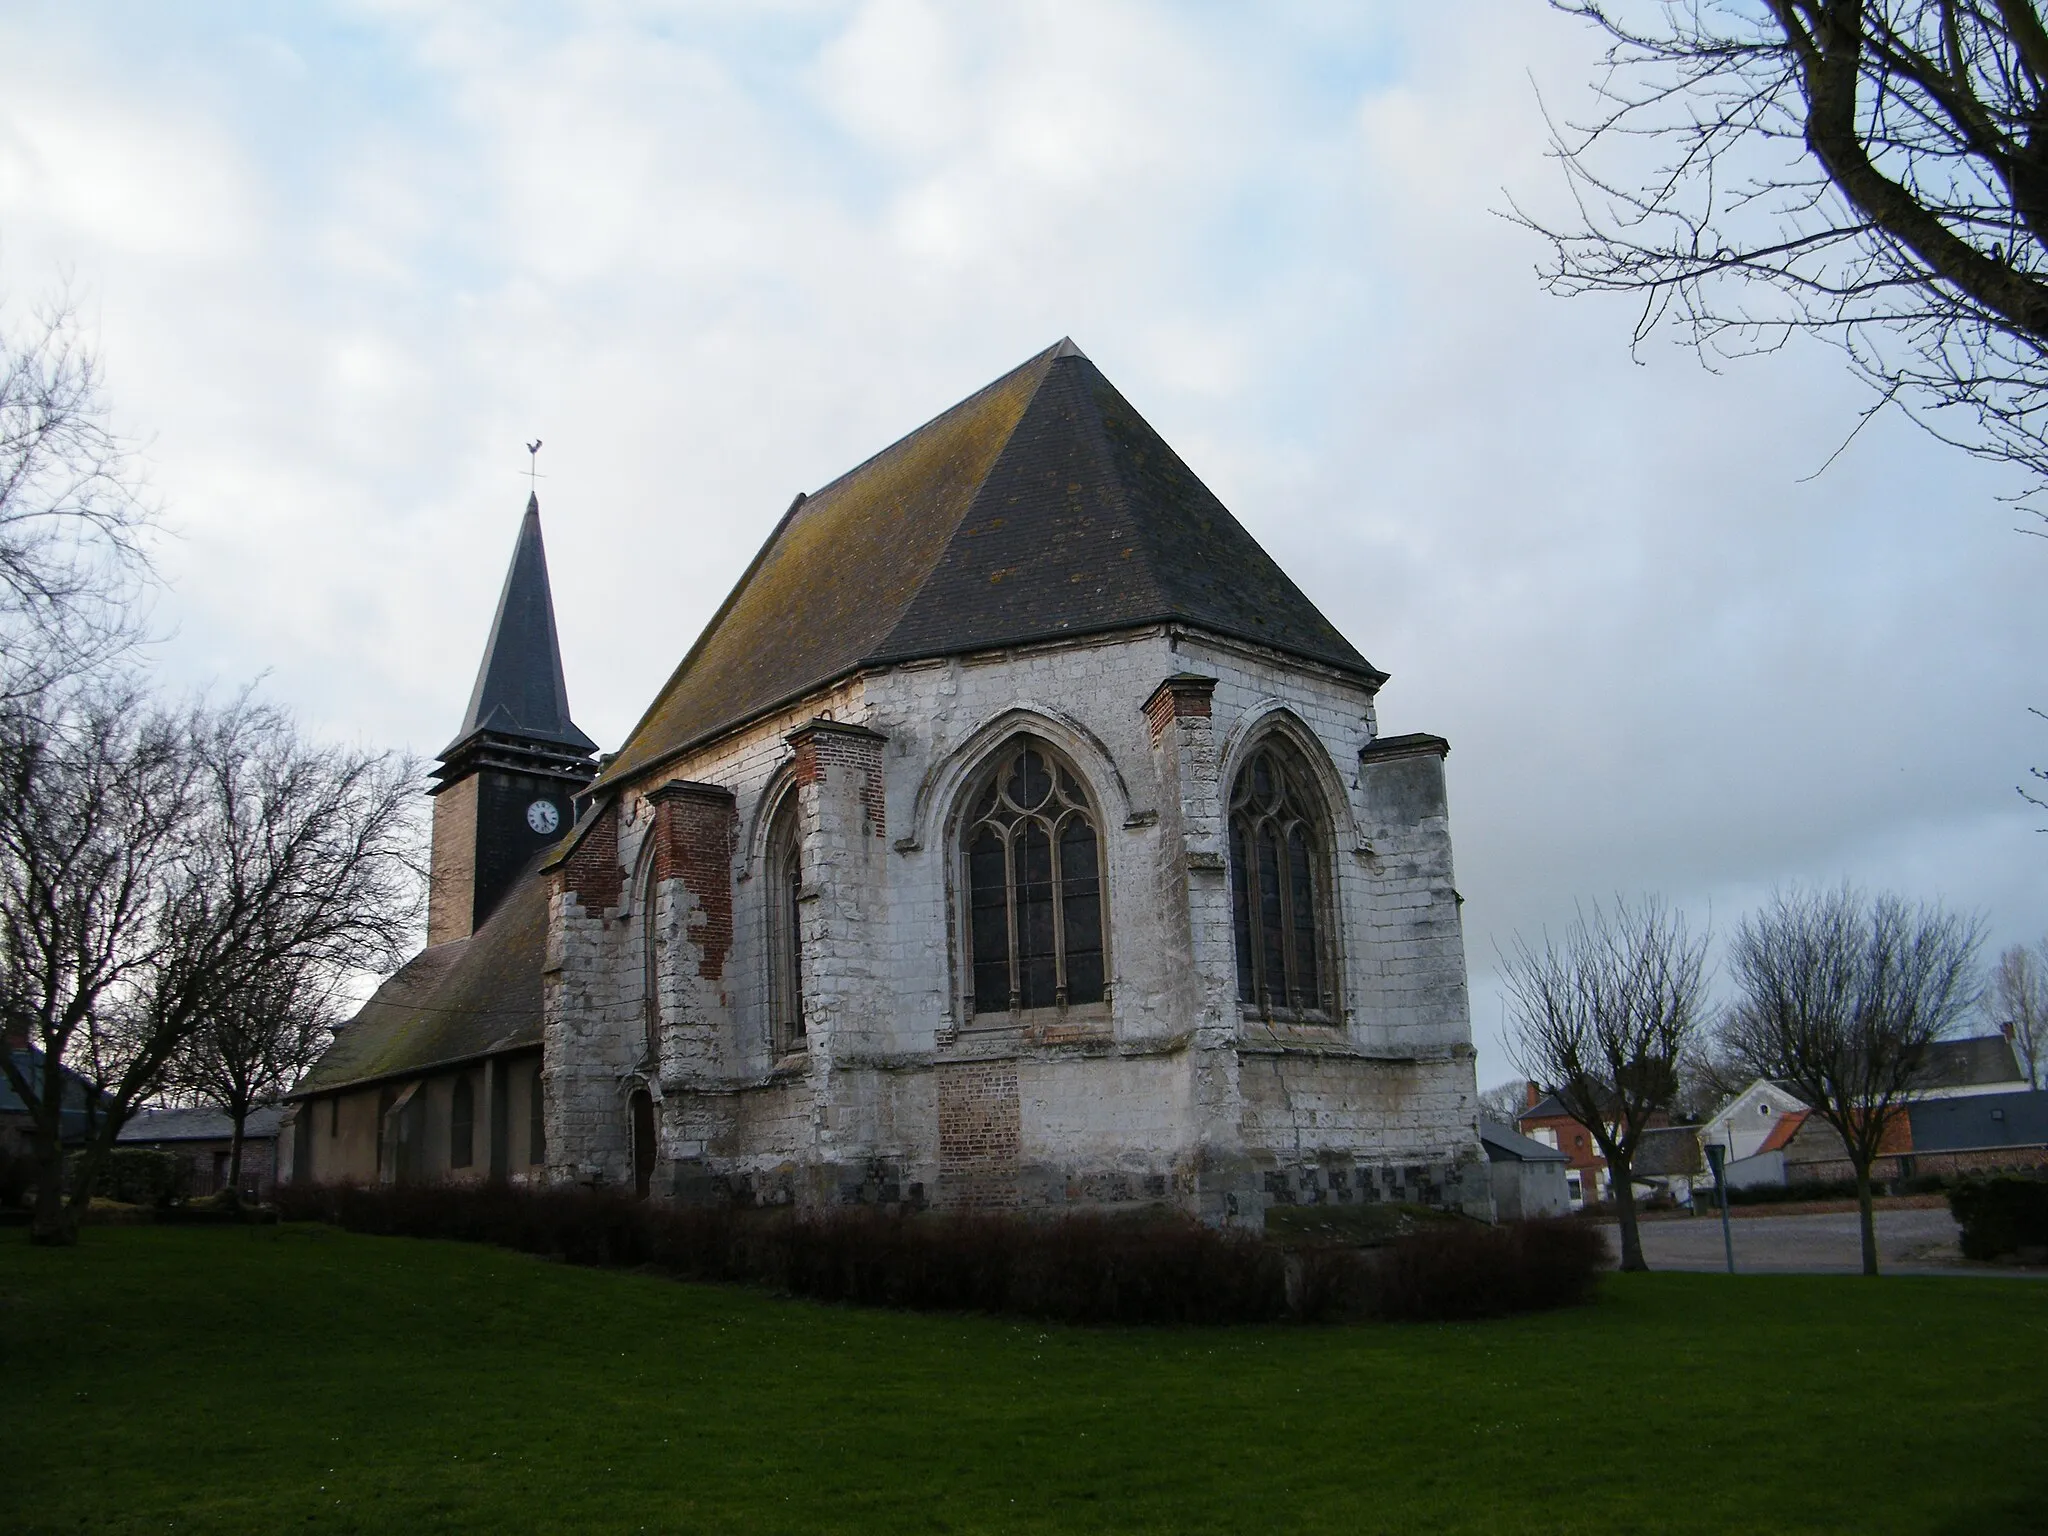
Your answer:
1705,1142 -> 1735,1274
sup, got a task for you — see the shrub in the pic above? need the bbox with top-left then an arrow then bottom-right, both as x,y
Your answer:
1364,1219 -> 1610,1322
1723,1179 -> 1863,1206
275,1184 -> 1607,1326
71,1148 -> 191,1208
0,1149 -> 36,1209
1948,1177 -> 2048,1261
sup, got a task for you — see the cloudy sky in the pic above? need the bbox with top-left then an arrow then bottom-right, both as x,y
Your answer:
2,1 -> 2041,1083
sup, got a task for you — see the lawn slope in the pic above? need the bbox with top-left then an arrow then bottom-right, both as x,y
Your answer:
1,1225 -> 2042,1534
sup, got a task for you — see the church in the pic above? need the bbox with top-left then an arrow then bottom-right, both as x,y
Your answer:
288,340 -> 1488,1226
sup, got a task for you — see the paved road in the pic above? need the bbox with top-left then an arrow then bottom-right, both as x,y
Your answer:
1602,1206 -> 1972,1274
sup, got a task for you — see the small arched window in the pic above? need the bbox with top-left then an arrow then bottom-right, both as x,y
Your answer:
964,737 -> 1105,1015
450,1075 -> 475,1169
1228,739 -> 1333,1018
766,792 -> 806,1053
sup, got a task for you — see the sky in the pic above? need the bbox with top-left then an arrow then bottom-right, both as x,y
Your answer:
1,1 -> 2041,1086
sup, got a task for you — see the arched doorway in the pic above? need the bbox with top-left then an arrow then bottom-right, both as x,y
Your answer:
630,1089 -> 655,1200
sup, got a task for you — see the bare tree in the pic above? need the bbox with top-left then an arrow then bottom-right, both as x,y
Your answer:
164,959 -> 340,1203
1989,939 -> 2047,1086
0,685 -> 422,1243
1478,1079 -> 1535,1124
0,293 -> 153,698
1724,885 -> 1982,1275
1502,897 -> 1712,1271
1522,2 -> 2048,498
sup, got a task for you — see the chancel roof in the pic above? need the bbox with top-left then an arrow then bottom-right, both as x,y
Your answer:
290,861 -> 548,1097
445,494 -> 597,760
598,340 -> 1379,787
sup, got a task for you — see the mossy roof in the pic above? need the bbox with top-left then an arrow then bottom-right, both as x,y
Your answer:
290,862 -> 548,1096
597,340 -> 1380,788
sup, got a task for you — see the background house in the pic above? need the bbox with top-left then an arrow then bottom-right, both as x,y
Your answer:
1903,1090 -> 2048,1178
2,1037 -> 104,1159
1479,1118 -> 1569,1219
117,1106 -> 288,1202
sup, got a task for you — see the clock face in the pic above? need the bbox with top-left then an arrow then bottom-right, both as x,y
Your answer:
525,799 -> 561,835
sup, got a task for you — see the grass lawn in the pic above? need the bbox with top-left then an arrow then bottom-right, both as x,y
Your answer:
2,1226 -> 2043,1534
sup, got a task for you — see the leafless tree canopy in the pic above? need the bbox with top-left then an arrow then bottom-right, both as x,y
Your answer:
164,957 -> 343,1200
1478,1079 -> 1535,1123
1503,896 -> 1711,1270
1989,938 -> 2048,1085
1723,884 -> 1981,1272
1523,2 -> 2048,499
0,296 -> 152,696
0,682 -> 422,1242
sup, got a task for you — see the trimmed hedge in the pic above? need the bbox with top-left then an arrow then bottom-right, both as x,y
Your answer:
1948,1177 -> 2048,1262
274,1183 -> 1608,1326
71,1148 -> 191,1208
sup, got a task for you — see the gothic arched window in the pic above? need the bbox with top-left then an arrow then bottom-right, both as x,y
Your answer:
639,856 -> 661,1064
963,737 -> 1105,1015
1228,740 -> 1334,1018
766,792 -> 806,1052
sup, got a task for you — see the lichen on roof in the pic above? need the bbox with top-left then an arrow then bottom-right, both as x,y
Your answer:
598,340 -> 1379,787
291,860 -> 549,1096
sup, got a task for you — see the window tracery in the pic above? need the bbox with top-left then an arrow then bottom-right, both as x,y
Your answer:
1228,739 -> 1334,1018
963,737 -> 1105,1016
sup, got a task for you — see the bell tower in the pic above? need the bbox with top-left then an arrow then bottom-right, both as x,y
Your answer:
427,491 -> 599,945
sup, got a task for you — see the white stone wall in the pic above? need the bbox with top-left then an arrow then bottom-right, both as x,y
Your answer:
545,623 -> 1485,1224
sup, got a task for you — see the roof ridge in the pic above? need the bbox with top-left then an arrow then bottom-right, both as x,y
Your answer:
596,344 -> 1065,790
871,347 -> 1089,662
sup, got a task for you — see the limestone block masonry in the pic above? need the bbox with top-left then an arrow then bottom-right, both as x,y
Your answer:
540,625 -> 1489,1227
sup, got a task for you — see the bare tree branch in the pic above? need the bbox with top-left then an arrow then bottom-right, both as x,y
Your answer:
1721,884 -> 1982,1274
1502,896 -> 1712,1271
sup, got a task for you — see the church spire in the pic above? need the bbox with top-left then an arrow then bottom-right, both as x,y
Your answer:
427,486 -> 598,946
444,491 -> 597,759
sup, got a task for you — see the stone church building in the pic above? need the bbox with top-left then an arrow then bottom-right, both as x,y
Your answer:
290,340 -> 1487,1225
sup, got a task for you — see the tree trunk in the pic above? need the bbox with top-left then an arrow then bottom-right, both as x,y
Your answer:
1853,1160 -> 1880,1277
28,1125 -> 75,1246
226,1103 -> 248,1209
1610,1150 -> 1648,1272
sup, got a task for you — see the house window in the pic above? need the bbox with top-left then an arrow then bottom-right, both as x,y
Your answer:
450,1075 -> 475,1169
1228,741 -> 1334,1018
766,792 -> 806,1052
528,1064 -> 546,1166
963,737 -> 1105,1015
1759,1102 -> 1772,1116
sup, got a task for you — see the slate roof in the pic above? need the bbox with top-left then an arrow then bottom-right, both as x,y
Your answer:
289,861 -> 549,1097
444,493 -> 597,760
1479,1119 -> 1568,1163
1907,1090 -> 2048,1153
1914,1034 -> 2025,1092
119,1105 -> 287,1143
1,1046 -> 105,1143
597,340 -> 1379,788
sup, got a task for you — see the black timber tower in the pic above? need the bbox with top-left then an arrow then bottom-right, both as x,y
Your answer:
427,492 -> 598,946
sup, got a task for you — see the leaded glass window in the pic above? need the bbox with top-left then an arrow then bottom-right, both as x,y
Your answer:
1228,742 -> 1332,1017
766,794 -> 806,1052
964,738 -> 1105,1015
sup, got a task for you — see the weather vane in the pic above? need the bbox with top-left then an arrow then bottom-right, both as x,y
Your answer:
525,438 -> 544,488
